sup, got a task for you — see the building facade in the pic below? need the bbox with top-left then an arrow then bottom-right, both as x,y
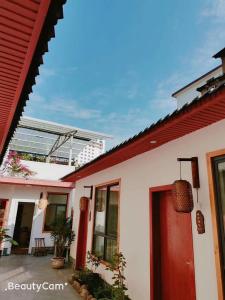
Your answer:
0,160 -> 75,255
62,48 -> 225,300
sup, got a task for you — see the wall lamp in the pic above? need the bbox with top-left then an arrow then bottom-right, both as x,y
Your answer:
83,185 -> 93,199
177,157 -> 200,188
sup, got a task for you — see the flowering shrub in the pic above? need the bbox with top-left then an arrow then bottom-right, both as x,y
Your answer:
3,151 -> 36,178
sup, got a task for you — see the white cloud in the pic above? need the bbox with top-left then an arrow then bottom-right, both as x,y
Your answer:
26,94 -> 101,120
201,0 -> 225,20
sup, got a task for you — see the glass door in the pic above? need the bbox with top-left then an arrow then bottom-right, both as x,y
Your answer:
213,156 -> 225,293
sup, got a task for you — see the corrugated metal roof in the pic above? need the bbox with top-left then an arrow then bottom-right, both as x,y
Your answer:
0,0 -> 66,163
62,84 -> 225,182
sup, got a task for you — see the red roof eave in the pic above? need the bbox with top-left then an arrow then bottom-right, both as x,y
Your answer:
62,87 -> 225,182
0,177 -> 75,189
0,1 -> 51,153
0,0 -> 66,163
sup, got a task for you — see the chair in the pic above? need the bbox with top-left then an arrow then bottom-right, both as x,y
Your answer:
33,238 -> 48,256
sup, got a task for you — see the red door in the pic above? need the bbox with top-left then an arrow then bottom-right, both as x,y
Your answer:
151,189 -> 196,300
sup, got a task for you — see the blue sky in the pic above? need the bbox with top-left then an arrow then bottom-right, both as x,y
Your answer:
25,0 -> 225,148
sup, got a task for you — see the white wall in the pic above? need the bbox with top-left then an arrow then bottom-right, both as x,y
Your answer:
20,160 -> 74,180
0,184 -> 74,254
71,118 -> 225,300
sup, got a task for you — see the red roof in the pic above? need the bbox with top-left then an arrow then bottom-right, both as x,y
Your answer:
0,0 -> 66,163
62,85 -> 225,182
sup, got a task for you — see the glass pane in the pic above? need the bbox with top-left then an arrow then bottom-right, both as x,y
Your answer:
93,235 -> 104,258
48,194 -> 67,205
44,205 -> 56,231
217,161 -> 225,230
94,187 -> 107,233
106,185 -> 119,236
56,205 -> 67,221
105,238 -> 117,263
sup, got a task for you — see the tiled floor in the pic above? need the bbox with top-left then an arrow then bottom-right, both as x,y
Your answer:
0,255 -> 81,300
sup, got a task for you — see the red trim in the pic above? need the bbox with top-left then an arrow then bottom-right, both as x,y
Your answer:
149,185 -> 173,300
76,198 -> 89,270
0,0 -> 51,153
0,177 -> 75,188
63,89 -> 225,182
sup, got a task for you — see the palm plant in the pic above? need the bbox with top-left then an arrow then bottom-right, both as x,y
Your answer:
50,217 -> 75,258
0,227 -> 18,245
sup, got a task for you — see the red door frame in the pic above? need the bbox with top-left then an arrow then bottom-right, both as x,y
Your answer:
75,198 -> 89,270
149,184 -> 196,300
149,185 -> 173,300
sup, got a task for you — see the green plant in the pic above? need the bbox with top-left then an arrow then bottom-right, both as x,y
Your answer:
106,252 -> 128,300
73,252 -> 130,299
87,250 -> 101,271
50,217 -> 75,258
0,227 -> 18,246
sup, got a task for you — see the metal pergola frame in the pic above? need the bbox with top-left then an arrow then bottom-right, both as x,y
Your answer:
9,116 -> 112,165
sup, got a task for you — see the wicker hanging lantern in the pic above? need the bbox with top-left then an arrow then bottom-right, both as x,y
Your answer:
172,179 -> 194,213
80,196 -> 88,211
38,192 -> 49,210
196,210 -> 205,234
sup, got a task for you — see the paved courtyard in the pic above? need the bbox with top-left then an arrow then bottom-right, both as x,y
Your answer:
0,255 -> 81,300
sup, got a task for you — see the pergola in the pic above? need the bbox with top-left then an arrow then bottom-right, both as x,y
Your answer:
0,0 -> 66,164
9,116 -> 112,165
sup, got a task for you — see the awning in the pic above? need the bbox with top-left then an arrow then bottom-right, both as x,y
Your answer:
0,0 -> 66,163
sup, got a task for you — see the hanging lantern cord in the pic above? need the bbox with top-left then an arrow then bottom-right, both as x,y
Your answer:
179,161 -> 182,180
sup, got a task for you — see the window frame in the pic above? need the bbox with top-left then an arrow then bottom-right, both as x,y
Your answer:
42,192 -> 69,233
91,179 -> 120,264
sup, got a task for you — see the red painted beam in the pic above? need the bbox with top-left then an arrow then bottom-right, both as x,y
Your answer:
0,176 -> 75,189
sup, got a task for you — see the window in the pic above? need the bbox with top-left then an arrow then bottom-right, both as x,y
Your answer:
213,156 -> 225,289
43,193 -> 68,231
92,183 -> 119,263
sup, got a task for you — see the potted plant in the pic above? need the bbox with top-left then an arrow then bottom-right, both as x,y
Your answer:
0,227 -> 18,257
50,217 -> 75,269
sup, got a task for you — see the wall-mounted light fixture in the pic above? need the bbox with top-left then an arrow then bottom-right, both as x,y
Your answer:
81,186 -> 93,220
80,196 -> 89,211
83,185 -> 93,199
173,157 -> 205,234
172,157 -> 200,213
177,157 -> 200,188
38,192 -> 48,210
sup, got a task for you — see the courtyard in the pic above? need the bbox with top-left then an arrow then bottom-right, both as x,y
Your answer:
0,255 -> 80,300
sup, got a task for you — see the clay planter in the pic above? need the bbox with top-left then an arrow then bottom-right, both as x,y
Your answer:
80,287 -> 89,299
70,279 -> 97,300
51,257 -> 65,269
72,280 -> 81,293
